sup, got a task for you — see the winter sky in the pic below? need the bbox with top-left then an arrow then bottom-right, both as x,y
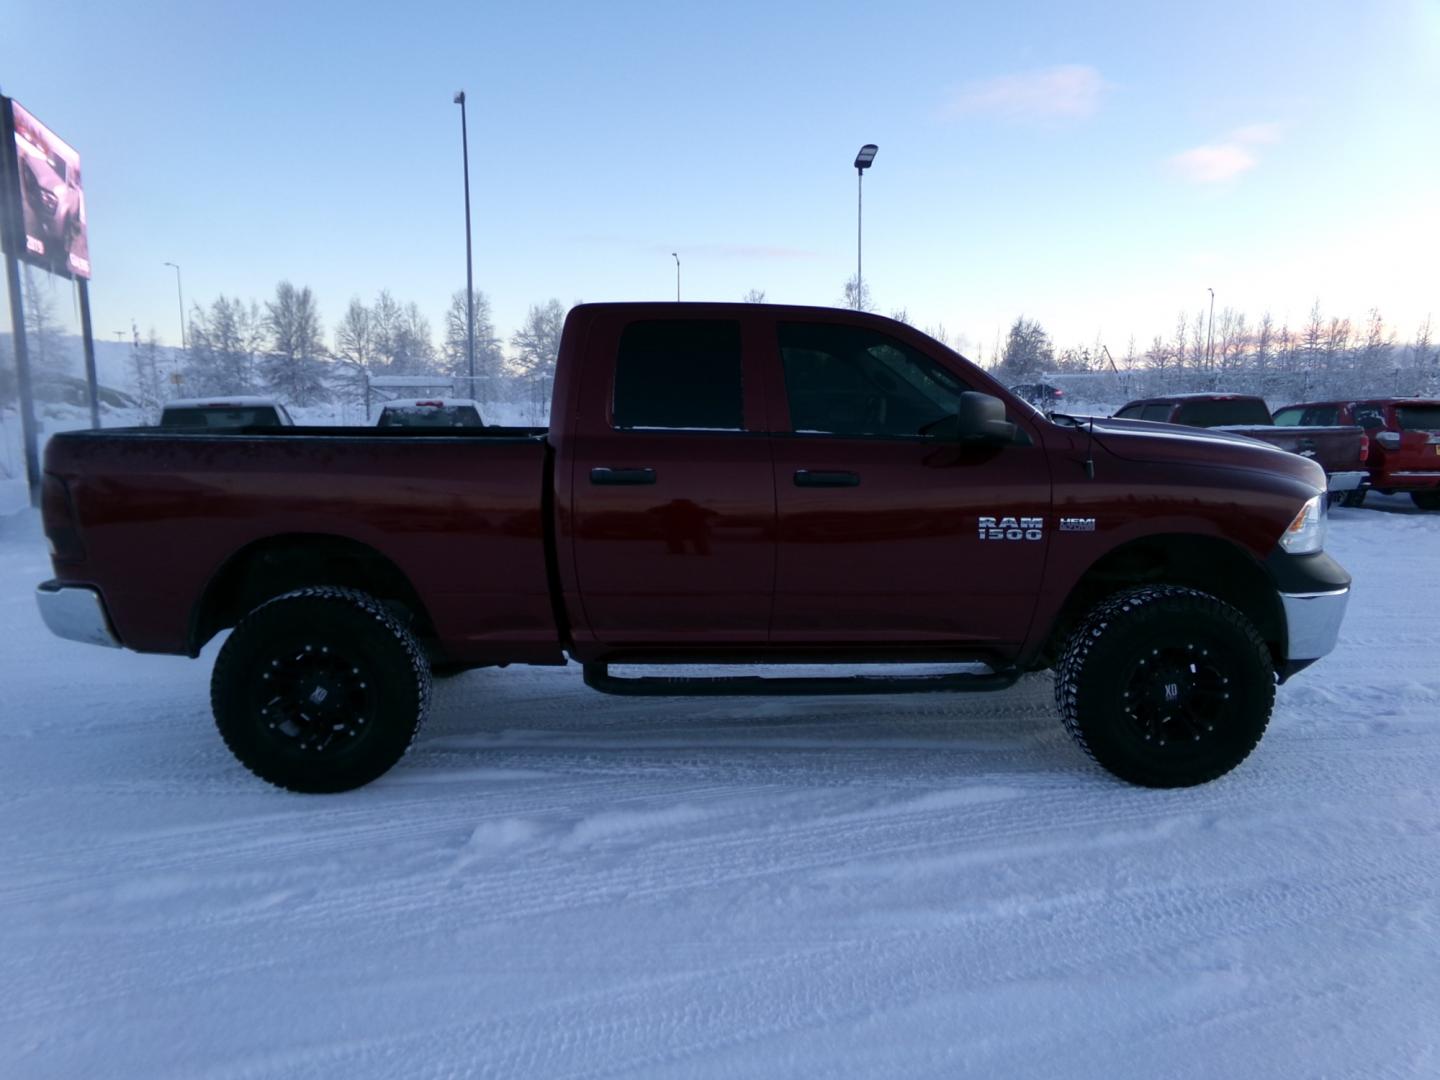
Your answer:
3,0 -> 1437,358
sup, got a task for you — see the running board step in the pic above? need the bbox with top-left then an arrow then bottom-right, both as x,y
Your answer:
582,663 -> 1020,697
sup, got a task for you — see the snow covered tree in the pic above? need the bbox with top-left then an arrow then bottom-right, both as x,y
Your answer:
1145,334 -> 1173,373
1216,308 -> 1248,373
127,323 -> 166,415
510,299 -> 566,420
841,275 -> 875,312
742,289 -> 767,303
442,288 -> 504,394
1253,312 -> 1275,374
186,295 -> 263,395
262,281 -> 329,406
1357,309 -> 1392,373
368,292 -> 436,376
998,316 -> 1053,377
22,267 -> 66,376
331,297 -> 377,404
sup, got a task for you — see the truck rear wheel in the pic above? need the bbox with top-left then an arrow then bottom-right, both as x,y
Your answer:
1411,491 -> 1440,511
211,587 -> 431,793
1055,586 -> 1274,788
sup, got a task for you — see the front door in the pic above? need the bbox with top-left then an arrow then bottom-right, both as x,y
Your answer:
766,319 -> 1051,649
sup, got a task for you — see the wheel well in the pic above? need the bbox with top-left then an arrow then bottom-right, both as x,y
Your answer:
190,534 -> 435,655
1040,535 -> 1284,670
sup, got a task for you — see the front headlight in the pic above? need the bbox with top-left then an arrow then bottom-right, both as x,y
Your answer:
1279,493 -> 1327,555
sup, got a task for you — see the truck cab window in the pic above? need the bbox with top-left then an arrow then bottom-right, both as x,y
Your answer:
778,322 -> 969,437
613,320 -> 743,430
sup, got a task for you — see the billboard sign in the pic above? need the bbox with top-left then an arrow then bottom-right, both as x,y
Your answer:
2,98 -> 90,279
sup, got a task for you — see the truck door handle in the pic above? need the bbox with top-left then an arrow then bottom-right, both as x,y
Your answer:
590,466 -> 656,485
794,469 -> 860,487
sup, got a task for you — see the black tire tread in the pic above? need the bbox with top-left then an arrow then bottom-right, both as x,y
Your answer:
211,586 -> 431,793
1055,585 -> 1274,787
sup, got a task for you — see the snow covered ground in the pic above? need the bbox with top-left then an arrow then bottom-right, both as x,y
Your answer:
0,498 -> 1436,1079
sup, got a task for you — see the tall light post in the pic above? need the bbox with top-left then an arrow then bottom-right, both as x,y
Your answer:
853,144 -> 878,309
1205,287 -> 1216,369
454,90 -> 476,384
671,252 -> 680,301
163,262 -> 186,352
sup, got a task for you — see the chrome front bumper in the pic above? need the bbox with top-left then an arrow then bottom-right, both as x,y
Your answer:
1281,587 -> 1349,661
35,582 -> 122,648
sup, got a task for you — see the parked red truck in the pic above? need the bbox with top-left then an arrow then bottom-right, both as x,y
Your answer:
1113,393 -> 1369,495
36,304 -> 1351,793
1273,398 -> 1440,509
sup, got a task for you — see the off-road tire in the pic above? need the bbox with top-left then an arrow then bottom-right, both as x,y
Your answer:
1411,491 -> 1440,511
1055,586 -> 1274,788
212,587 -> 431,793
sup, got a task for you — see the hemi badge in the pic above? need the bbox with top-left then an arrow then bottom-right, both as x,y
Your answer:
1060,517 -> 1096,532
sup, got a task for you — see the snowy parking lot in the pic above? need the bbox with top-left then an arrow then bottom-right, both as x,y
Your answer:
1,497 -> 1436,1079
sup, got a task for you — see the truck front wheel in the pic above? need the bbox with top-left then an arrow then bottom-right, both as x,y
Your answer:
211,587 -> 432,793
1411,491 -> 1440,511
1055,586 -> 1274,788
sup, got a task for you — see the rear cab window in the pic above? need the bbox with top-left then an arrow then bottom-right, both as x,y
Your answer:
160,407 -> 281,428
1173,398 -> 1271,427
378,404 -> 484,427
1140,404 -> 1174,422
613,320 -> 744,430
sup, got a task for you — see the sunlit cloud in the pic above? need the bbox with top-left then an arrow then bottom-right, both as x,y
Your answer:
1168,123 -> 1283,184
944,64 -> 1106,120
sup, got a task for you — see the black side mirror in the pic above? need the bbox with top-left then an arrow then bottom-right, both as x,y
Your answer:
955,391 -> 1017,443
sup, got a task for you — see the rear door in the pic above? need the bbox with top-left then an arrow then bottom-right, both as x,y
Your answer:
566,312 -> 776,646
765,318 -> 1050,649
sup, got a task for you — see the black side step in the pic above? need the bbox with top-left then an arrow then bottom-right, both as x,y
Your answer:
582,663 -> 1020,697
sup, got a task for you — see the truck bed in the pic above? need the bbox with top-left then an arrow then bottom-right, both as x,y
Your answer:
1214,424 -> 1367,482
42,426 -> 564,664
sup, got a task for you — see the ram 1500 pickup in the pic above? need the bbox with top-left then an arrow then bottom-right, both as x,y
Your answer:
36,303 -> 1351,793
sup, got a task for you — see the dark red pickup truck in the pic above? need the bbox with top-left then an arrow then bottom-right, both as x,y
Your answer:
36,304 -> 1351,793
1113,393 -> 1369,494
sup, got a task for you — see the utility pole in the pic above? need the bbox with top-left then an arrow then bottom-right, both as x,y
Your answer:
164,262 -> 186,352
454,91 -> 476,385
0,91 -> 41,506
1206,287 -> 1215,369
853,144 -> 878,309
672,252 -> 680,301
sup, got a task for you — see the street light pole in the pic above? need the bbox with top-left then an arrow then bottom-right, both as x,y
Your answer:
454,91 -> 476,385
1206,287 -> 1215,368
853,144 -> 878,309
671,252 -> 680,301
163,262 -> 186,352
